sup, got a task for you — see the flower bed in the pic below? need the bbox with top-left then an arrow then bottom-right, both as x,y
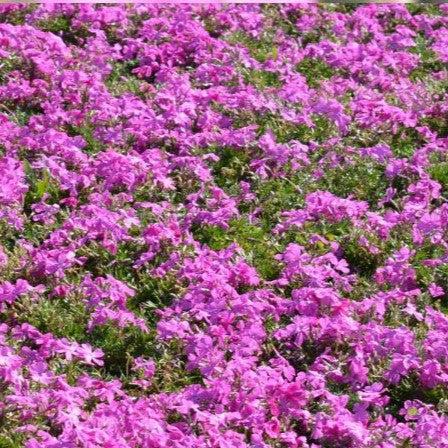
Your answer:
0,4 -> 448,447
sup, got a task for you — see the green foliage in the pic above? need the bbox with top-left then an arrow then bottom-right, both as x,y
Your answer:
235,111 -> 337,144
0,434 -> 24,448
23,163 -> 63,223
192,218 -> 282,281
0,5 -> 36,25
255,175 -> 307,229
37,16 -> 71,34
129,276 -> 179,322
410,33 -> 446,81
274,115 -> 338,144
413,243 -> 447,292
242,69 -> 281,89
0,100 -> 42,126
316,159 -> 389,206
18,296 -> 89,341
106,61 -> 143,97
37,16 -> 91,45
430,161 -> 448,184
90,325 -> 155,378
151,343 -> 203,393
0,55 -> 23,84
295,57 -> 335,88
66,121 -> 105,155
13,293 -> 164,383
24,166 -> 57,203
390,128 -> 423,159
213,146 -> 252,192
387,374 -> 448,419
340,237 -> 382,278
407,3 -> 442,16
423,116 -> 448,139
225,31 -> 277,63
10,283 -> 194,388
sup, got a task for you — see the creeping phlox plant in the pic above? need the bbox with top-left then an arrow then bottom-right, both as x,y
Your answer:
0,3 -> 448,448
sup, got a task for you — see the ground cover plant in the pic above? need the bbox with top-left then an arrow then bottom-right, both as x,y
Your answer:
0,3 -> 448,447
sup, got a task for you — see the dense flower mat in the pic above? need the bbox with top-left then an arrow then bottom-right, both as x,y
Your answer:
0,3 -> 448,447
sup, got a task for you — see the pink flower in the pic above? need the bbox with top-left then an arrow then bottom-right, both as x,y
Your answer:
429,283 -> 444,298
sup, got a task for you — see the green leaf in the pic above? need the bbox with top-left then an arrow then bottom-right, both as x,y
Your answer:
35,169 -> 50,199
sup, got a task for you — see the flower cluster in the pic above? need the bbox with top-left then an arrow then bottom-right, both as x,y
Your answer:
0,3 -> 448,447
